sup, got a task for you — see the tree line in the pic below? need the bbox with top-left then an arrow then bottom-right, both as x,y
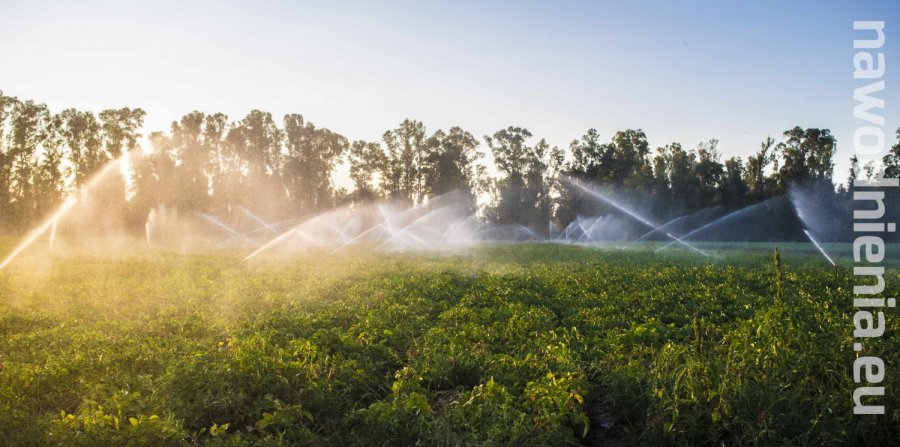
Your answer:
2,90 -> 899,236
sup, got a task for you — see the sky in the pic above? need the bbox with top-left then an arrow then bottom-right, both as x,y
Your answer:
1,0 -> 898,187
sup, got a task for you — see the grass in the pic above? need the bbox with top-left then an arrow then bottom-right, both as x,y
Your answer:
0,241 -> 898,446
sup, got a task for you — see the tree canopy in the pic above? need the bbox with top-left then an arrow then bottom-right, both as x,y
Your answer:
0,91 -> 896,240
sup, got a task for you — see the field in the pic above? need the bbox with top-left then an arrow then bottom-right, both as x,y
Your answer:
0,241 -> 898,446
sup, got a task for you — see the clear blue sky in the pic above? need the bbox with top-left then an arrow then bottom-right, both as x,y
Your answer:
1,0 -> 898,185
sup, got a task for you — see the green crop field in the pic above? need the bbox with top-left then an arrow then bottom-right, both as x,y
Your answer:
0,243 -> 898,446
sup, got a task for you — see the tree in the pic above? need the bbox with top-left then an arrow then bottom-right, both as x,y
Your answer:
719,156 -> 747,209
776,127 -> 836,188
661,142 -> 697,214
651,146 -> 670,201
485,126 -> 531,226
100,108 -> 146,159
57,109 -> 103,190
847,155 -> 860,188
529,138 -> 564,230
567,128 -> 605,180
422,126 -> 481,201
227,110 -> 283,180
882,128 -> 900,178
223,110 -> 284,215
130,130 -> 178,227
485,127 -> 562,231
557,129 -> 607,225
0,92 -> 19,228
6,99 -> 51,226
96,108 -> 146,226
282,114 -> 348,214
693,139 -> 724,207
381,119 -> 427,203
348,140 -> 385,203
33,113 -> 67,216
609,129 -> 651,190
202,113 -> 229,213
167,112 -> 217,211
744,137 -> 774,199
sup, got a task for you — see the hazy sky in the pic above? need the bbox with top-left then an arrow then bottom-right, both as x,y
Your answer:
1,0 -> 898,185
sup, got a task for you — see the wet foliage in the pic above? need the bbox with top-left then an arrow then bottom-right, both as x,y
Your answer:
0,243 -> 898,446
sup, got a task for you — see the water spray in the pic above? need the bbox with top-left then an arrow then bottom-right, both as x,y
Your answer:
375,209 -> 441,250
789,190 -> 838,266
239,207 -> 279,235
513,224 -> 545,241
195,212 -> 254,244
802,229 -> 836,266
0,150 -> 139,271
442,215 -> 478,242
631,211 -> 695,244
568,179 -> 709,256
49,217 -> 58,251
330,223 -> 386,253
655,198 -> 782,253
218,218 -> 299,247
0,196 -> 76,271
243,228 -> 297,262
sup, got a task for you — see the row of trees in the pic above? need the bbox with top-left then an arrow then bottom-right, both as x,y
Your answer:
2,90 -> 899,234
0,93 -> 145,230
559,127 -> 843,221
